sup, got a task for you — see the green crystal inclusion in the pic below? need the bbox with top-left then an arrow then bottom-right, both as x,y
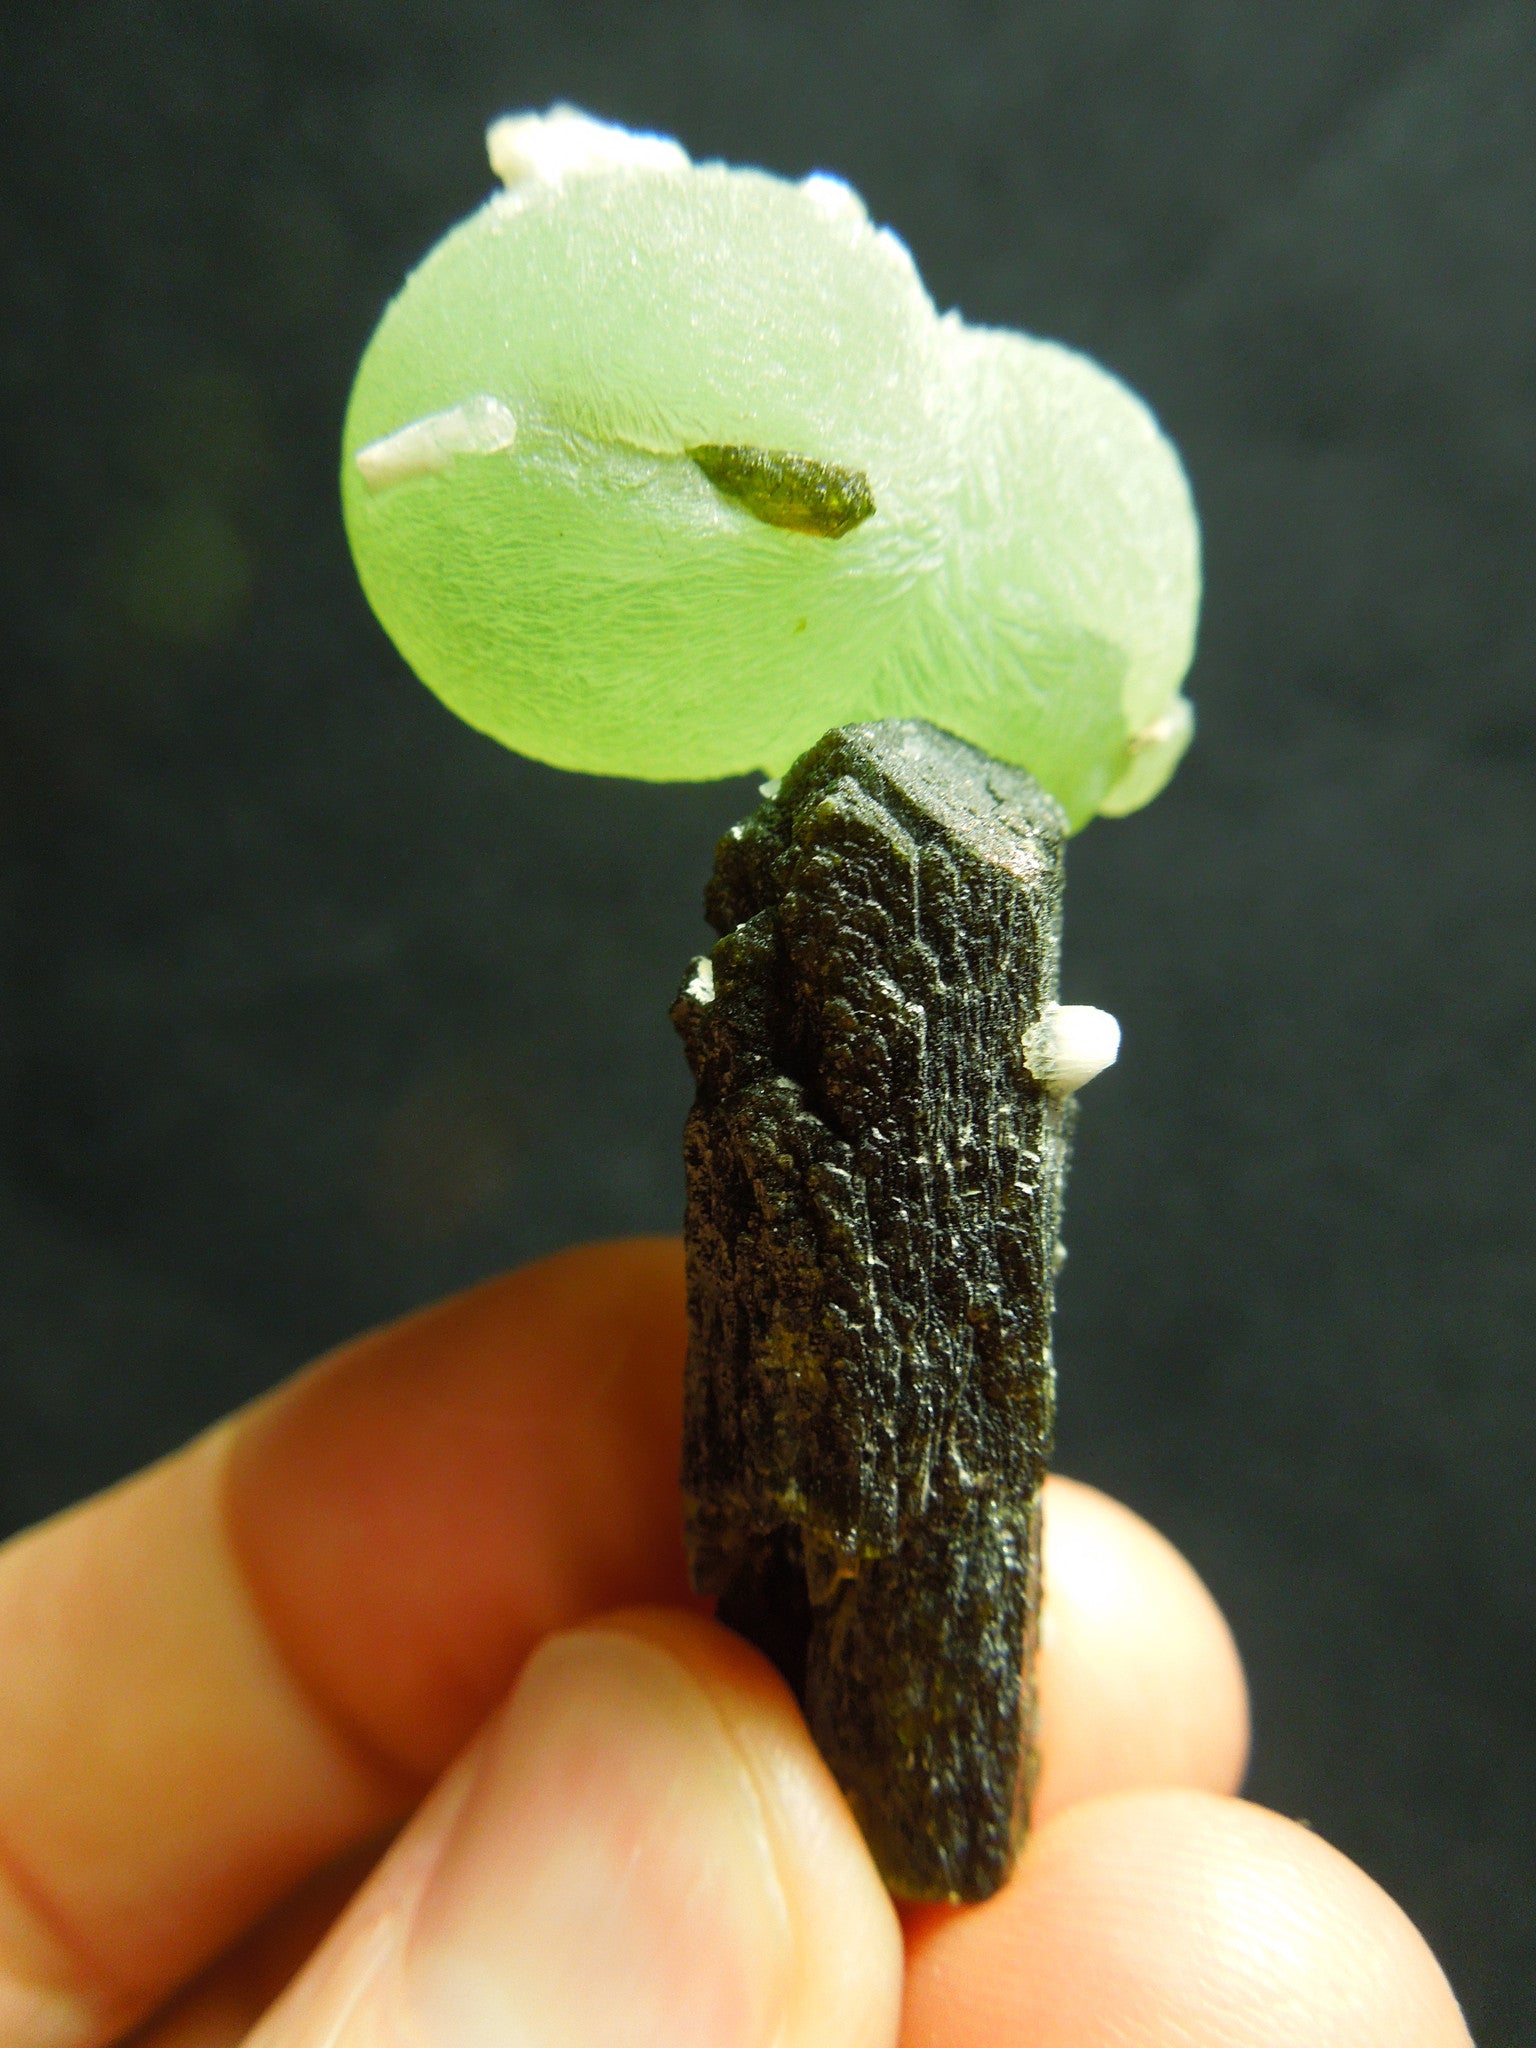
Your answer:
687,445 -> 876,539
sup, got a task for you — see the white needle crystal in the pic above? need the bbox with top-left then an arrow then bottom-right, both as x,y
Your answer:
1022,1003 -> 1121,1096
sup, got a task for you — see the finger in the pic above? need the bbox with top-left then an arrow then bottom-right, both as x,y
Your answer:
1033,1478 -> 1249,1821
224,1238 -> 696,1775
0,1238 -> 691,2047
0,1232 -> 1244,2048
0,1421 -> 404,2048
901,1788 -> 1472,2047
247,1611 -> 901,2048
126,1846 -> 383,2048
124,1479 -> 1251,2048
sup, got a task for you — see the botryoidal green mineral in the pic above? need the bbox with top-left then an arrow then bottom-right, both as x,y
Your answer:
342,105 -> 1200,830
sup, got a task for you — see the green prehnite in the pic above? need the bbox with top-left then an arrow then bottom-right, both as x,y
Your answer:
342,107 -> 1200,827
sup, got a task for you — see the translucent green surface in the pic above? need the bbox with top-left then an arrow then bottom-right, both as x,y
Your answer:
342,108 -> 1200,827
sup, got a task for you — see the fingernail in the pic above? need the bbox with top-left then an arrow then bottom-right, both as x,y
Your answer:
399,1627 -> 793,2048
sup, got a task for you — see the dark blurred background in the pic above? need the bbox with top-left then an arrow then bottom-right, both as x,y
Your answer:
2,0 -> 1533,2033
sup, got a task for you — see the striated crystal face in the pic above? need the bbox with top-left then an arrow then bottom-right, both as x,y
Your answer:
341,106 -> 1200,828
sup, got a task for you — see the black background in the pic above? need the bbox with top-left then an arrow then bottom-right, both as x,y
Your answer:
3,2 -> 1533,2035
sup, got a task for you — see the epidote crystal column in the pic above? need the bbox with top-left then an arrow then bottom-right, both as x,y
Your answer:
672,718 -> 1074,1901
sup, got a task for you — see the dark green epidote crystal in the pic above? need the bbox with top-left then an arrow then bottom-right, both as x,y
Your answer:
672,720 -> 1073,1901
686,443 -> 876,538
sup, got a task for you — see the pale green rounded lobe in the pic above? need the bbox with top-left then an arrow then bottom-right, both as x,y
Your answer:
342,122 -> 1200,827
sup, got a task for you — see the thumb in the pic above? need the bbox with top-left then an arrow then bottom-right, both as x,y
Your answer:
246,1610 -> 902,2048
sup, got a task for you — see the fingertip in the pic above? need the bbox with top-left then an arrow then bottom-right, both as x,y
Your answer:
1035,1477 -> 1249,1820
251,1610 -> 901,2048
593,1610 -> 905,2048
902,1789 -> 1471,2048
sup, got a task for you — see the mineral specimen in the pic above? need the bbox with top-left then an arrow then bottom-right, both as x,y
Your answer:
338,105 -> 1198,1906
673,718 -> 1074,1901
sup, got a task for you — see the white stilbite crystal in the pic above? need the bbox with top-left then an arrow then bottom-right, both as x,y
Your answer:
487,105 -> 689,192
683,954 -> 715,1005
800,172 -> 868,224
355,395 -> 517,492
1022,1003 -> 1120,1096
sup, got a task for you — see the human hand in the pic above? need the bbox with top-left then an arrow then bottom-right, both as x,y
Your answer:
0,1240 -> 1469,2047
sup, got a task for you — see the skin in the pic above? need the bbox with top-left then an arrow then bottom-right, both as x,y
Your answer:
0,1239 -> 1470,2048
